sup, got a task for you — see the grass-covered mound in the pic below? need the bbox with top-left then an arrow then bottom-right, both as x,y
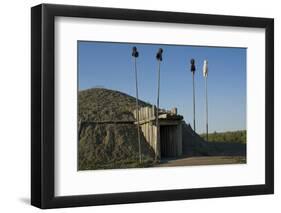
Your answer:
79,123 -> 155,170
78,88 -> 150,122
78,88 -> 155,170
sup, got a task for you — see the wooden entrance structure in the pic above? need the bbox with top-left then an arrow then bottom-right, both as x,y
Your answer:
133,106 -> 183,159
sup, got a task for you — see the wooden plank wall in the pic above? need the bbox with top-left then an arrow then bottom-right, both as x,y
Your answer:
177,122 -> 183,156
160,126 -> 176,157
140,122 -> 158,153
134,106 -> 182,158
160,125 -> 182,157
133,106 -> 156,122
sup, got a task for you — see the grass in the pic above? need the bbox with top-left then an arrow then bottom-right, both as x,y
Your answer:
200,130 -> 246,144
78,88 -> 155,170
78,87 -> 150,122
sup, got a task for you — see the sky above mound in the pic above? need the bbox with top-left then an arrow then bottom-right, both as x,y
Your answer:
78,41 -> 246,134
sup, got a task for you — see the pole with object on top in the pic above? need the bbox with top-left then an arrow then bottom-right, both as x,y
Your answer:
190,59 -> 196,132
132,46 -> 142,163
203,60 -> 209,141
155,48 -> 163,161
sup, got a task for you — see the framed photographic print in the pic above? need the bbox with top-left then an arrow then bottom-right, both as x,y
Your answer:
31,3 -> 274,209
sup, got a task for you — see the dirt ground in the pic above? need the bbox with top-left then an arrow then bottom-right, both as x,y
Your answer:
155,156 -> 246,167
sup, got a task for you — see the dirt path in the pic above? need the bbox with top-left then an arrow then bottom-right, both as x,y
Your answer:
155,156 -> 246,167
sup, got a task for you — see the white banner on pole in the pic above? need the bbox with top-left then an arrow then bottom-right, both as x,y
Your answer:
203,60 -> 208,77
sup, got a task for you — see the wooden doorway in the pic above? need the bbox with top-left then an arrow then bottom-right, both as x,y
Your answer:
160,125 -> 178,158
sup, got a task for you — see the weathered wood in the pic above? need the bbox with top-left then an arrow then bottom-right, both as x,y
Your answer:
177,122 -> 183,156
82,120 -> 134,124
133,106 -> 183,159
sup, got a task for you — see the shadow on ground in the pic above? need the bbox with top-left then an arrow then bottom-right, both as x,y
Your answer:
182,122 -> 246,157
19,197 -> 30,205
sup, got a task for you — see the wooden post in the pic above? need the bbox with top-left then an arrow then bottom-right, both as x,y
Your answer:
155,60 -> 161,161
192,71 -> 196,132
190,59 -> 196,132
203,59 -> 209,142
205,75 -> 208,141
135,57 -> 142,163
155,48 -> 163,161
132,47 -> 142,164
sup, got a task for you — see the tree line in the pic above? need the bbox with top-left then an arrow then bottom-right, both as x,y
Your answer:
200,130 -> 246,144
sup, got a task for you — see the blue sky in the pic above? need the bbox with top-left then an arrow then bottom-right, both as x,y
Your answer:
78,41 -> 246,134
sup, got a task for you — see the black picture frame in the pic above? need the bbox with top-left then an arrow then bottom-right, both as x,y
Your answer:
31,3 -> 274,209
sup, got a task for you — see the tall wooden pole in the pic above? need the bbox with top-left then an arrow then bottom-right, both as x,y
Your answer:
132,47 -> 142,163
192,71 -> 196,132
203,60 -> 209,141
190,59 -> 196,132
205,75 -> 208,141
155,60 -> 161,161
155,48 -> 163,161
